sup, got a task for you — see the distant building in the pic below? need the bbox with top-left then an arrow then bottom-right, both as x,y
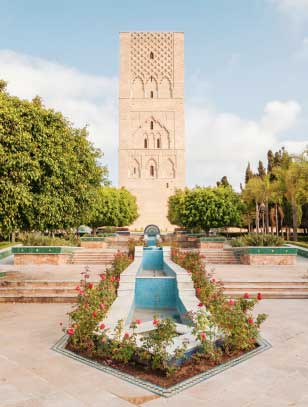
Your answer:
118,32 -> 186,230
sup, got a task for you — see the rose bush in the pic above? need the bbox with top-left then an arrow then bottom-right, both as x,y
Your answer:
171,248 -> 267,354
63,252 -> 132,351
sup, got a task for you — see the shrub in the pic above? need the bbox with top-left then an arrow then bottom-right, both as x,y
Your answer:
19,232 -> 80,246
171,248 -> 267,353
128,237 -> 143,258
230,233 -> 284,247
63,252 -> 132,350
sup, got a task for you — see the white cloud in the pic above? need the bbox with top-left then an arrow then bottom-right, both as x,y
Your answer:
0,50 -> 305,191
270,0 -> 308,21
0,50 -> 118,182
186,100 -> 303,189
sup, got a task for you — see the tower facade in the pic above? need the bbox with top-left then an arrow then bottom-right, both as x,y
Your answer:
118,32 -> 185,231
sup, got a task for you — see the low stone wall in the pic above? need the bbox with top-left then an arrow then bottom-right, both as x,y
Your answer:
12,246 -> 74,265
14,253 -> 71,265
80,241 -> 107,249
199,242 -> 224,249
199,238 -> 225,249
237,247 -> 297,265
239,253 -> 296,265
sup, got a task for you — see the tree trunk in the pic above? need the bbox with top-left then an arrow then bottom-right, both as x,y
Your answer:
256,202 -> 259,234
11,231 -> 16,243
275,204 -> 279,237
265,200 -> 269,234
93,226 -> 97,236
291,199 -> 298,241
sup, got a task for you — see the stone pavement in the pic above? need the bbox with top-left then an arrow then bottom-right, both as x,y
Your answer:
211,263 -> 308,282
0,264 -> 108,283
1,300 -> 308,406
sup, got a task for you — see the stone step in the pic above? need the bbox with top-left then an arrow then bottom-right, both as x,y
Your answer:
0,287 -> 77,295
0,294 -> 77,303
223,281 -> 308,287
71,259 -> 112,265
223,285 -> 308,292
0,280 -> 80,288
223,290 -> 308,299
72,256 -> 114,259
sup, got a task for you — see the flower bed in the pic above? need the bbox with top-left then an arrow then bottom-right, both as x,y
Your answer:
57,249 -> 268,394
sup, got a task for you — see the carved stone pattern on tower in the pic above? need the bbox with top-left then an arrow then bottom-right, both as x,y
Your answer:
130,32 -> 173,87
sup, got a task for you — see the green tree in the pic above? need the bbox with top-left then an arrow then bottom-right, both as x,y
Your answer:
272,153 -> 308,241
267,150 -> 274,173
216,176 -> 230,187
242,175 -> 274,234
258,160 -> 266,179
0,81 -> 108,239
89,187 -> 138,232
245,163 -> 254,184
168,186 -> 243,234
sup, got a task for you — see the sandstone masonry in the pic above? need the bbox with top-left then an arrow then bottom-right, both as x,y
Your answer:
118,32 -> 186,231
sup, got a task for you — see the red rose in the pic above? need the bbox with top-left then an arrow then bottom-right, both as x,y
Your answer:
228,298 -> 235,306
110,276 -> 115,283
200,332 -> 206,341
88,283 -> 93,289
248,317 -> 254,325
100,274 -> 107,281
67,327 -> 75,335
135,319 -> 141,325
100,323 -> 106,330
153,319 -> 159,325
196,288 -> 201,295
257,292 -> 262,300
198,302 -> 204,307
243,292 -> 250,299
79,290 -> 84,296
75,285 -> 81,291
92,311 -> 97,318
211,278 -> 216,283
124,332 -> 130,339
99,303 -> 105,310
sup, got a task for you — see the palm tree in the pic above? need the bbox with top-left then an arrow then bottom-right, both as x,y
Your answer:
242,176 -> 273,234
273,153 -> 308,241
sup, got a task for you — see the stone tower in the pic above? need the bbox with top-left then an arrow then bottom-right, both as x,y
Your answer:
118,32 -> 185,231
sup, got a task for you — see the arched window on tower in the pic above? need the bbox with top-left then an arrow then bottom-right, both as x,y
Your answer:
150,91 -> 154,98
150,52 -> 154,59
157,138 -> 160,148
144,138 -> 148,149
150,165 -> 154,177
150,121 -> 153,130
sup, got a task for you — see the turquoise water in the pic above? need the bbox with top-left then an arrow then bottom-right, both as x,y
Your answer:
142,247 -> 163,270
146,236 -> 157,246
133,246 -> 187,322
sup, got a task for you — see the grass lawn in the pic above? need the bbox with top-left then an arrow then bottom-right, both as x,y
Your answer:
0,241 -> 18,249
286,241 -> 308,249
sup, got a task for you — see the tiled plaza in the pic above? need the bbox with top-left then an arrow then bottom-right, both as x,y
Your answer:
1,299 -> 308,406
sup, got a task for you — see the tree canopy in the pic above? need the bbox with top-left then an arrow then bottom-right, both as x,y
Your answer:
168,186 -> 243,232
89,186 -> 138,229
0,81 -> 109,238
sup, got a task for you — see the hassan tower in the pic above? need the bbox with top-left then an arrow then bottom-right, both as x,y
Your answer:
118,32 -> 185,230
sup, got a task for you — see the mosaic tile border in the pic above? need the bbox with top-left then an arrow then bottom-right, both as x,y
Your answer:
52,335 -> 271,397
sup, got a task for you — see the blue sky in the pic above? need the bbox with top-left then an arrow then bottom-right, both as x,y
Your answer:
1,0 -> 307,188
